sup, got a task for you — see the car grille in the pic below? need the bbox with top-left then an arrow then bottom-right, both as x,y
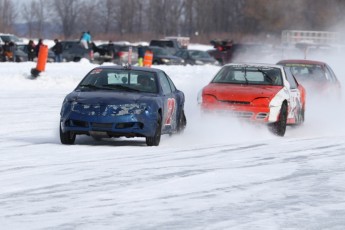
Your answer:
91,122 -> 113,129
232,111 -> 254,119
256,113 -> 268,120
216,110 -> 254,119
70,120 -> 88,127
71,103 -> 146,116
220,100 -> 250,105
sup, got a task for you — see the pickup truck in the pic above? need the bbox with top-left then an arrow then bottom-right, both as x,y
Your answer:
149,38 -> 188,54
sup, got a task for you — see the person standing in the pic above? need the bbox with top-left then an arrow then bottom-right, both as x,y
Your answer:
51,38 -> 63,62
1,41 -> 10,61
80,31 -> 91,49
27,40 -> 36,61
137,45 -> 145,67
107,40 -> 115,58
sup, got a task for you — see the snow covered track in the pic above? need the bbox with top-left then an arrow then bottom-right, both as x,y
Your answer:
1,61 -> 345,229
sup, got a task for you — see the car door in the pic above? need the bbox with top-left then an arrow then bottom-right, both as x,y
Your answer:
284,67 -> 302,122
157,71 -> 178,132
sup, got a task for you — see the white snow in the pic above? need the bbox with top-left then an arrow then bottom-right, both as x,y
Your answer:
1,48 -> 345,230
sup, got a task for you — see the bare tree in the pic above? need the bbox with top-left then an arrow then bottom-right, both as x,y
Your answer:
9,0 -> 345,43
50,0 -> 82,38
22,0 -> 47,38
114,0 -> 139,35
147,0 -> 184,36
97,0 -> 117,34
78,0 -> 100,36
0,0 -> 17,33
193,0 -> 214,35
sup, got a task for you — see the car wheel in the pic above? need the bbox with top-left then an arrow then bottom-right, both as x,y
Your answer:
73,57 -> 81,62
268,103 -> 287,136
60,124 -> 76,144
146,114 -> 162,146
177,108 -> 187,133
301,108 -> 305,123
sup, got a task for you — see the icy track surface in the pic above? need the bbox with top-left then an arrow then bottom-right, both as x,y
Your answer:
1,59 -> 345,230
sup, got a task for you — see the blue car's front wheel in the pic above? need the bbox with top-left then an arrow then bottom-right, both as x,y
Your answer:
60,123 -> 76,145
146,114 -> 162,146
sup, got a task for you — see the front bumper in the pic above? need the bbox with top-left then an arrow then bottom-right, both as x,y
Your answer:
60,111 -> 157,138
201,103 -> 275,123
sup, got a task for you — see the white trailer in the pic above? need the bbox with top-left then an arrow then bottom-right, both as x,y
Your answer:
281,30 -> 340,45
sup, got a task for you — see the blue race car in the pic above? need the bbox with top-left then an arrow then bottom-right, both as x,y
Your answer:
59,65 -> 186,146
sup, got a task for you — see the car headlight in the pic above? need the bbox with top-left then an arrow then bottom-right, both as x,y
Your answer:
161,58 -> 170,63
251,98 -> 270,107
202,94 -> 218,104
195,60 -> 204,65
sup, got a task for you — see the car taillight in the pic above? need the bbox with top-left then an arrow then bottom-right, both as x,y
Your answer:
117,51 -> 125,57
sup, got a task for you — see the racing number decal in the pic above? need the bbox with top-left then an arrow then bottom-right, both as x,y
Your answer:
165,98 -> 176,125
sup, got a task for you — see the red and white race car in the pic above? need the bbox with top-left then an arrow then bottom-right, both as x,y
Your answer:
199,63 -> 306,136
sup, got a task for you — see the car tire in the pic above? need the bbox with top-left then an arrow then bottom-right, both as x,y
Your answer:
268,103 -> 287,136
73,57 -> 81,62
177,108 -> 187,133
146,114 -> 162,146
60,124 -> 76,144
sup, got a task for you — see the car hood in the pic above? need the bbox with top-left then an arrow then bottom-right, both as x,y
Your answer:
203,83 -> 282,102
67,90 -> 156,105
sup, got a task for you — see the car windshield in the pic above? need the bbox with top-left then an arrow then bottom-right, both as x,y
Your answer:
77,69 -> 158,93
151,47 -> 171,56
188,50 -> 212,59
0,35 -> 22,43
212,66 -> 283,86
282,63 -> 328,82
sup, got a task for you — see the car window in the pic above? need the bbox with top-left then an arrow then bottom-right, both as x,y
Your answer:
189,50 -> 210,58
79,69 -> 157,93
152,47 -> 170,56
212,66 -> 283,86
284,67 -> 298,89
175,50 -> 187,58
283,63 -> 327,83
158,72 -> 172,95
165,74 -> 177,92
150,40 -> 175,48
325,65 -> 337,83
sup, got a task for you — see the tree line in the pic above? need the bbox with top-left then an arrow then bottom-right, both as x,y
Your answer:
1,0 -> 345,44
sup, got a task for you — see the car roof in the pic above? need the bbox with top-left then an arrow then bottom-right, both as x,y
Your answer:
224,63 -> 284,70
93,65 -> 163,74
277,59 -> 326,66
60,40 -> 80,43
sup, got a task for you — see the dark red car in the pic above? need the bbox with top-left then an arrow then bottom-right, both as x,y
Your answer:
277,59 -> 341,99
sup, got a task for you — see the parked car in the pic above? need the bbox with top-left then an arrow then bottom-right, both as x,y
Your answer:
277,59 -> 341,99
59,40 -> 91,62
174,49 -> 219,65
95,43 -> 138,65
149,39 -> 184,54
199,63 -> 306,136
146,46 -> 185,65
0,33 -> 23,45
17,44 -> 55,62
59,65 -> 187,146
0,33 -> 27,62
